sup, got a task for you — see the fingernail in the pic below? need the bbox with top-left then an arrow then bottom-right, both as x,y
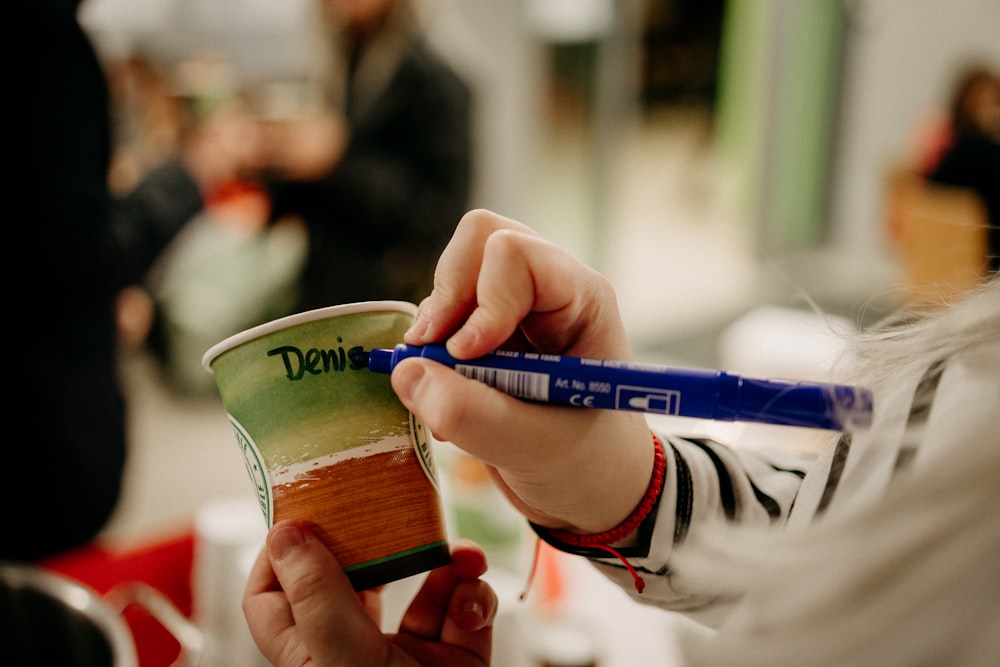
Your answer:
392,361 -> 426,403
269,521 -> 307,562
405,312 -> 429,341
447,327 -> 477,356
462,600 -> 484,619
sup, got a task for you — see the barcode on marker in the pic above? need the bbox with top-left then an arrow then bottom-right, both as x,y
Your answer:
455,365 -> 550,401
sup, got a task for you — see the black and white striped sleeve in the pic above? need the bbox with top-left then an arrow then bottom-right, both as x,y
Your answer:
591,432 -> 814,611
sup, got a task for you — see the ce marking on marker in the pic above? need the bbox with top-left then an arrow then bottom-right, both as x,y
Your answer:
569,394 -> 597,407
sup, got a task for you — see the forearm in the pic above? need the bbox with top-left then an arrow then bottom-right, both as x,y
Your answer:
109,160 -> 203,287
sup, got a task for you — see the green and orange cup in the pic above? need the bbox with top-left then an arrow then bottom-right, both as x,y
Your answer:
203,301 -> 449,590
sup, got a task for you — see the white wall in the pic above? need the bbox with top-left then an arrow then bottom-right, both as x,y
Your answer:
827,0 -> 1000,257
423,0 -> 548,219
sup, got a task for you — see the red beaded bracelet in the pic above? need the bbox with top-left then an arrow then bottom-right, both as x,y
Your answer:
526,433 -> 666,594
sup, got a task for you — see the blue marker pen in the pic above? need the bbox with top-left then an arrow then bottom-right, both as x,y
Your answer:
369,344 -> 873,431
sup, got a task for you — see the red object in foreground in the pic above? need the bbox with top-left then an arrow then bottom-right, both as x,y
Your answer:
41,530 -> 196,667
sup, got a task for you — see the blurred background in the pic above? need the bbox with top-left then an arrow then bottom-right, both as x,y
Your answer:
42,0 -> 1000,664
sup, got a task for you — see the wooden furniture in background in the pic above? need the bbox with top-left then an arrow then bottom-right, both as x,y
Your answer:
884,169 -> 989,308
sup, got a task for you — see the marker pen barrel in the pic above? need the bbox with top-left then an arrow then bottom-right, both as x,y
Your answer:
369,344 -> 873,431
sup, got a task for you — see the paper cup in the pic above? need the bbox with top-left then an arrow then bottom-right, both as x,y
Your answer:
202,301 -> 448,590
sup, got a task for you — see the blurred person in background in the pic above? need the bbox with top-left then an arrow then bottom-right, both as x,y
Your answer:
8,1 -> 256,561
103,53 -> 186,197
925,64 -> 1000,272
252,0 -> 473,311
109,53 -> 304,395
916,64 -> 1000,175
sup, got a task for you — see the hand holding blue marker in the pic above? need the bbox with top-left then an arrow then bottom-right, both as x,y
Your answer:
369,344 -> 874,431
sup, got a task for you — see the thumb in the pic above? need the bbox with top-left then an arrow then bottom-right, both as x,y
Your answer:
266,521 -> 385,665
390,357 -> 568,470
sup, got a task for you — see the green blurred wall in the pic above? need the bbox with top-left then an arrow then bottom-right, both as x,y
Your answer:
715,0 -> 844,251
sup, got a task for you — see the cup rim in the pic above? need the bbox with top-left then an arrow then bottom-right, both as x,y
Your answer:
201,300 -> 418,373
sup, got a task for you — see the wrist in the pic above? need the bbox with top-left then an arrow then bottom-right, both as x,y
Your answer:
528,433 -> 666,593
547,433 -> 665,548
567,416 -> 659,534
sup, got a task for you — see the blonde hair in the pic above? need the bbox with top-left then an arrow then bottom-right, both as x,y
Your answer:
849,277 -> 1000,389
673,276 -> 1000,666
